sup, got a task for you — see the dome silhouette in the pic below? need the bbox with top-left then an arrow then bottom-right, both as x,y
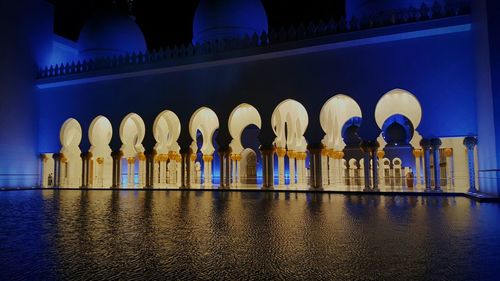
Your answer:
192,0 -> 268,45
78,10 -> 147,59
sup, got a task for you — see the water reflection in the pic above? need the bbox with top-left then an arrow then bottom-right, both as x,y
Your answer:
0,190 -> 499,280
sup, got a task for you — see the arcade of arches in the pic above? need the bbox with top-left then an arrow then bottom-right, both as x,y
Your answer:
41,89 -> 480,193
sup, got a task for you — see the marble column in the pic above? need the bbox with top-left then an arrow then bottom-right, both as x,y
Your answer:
307,144 -> 323,189
190,154 -> 196,185
276,147 -> 286,186
127,157 -> 135,187
463,136 -> 478,193
203,154 -> 213,187
287,150 -> 296,186
138,152 -> 146,188
420,139 -> 432,191
260,145 -> 274,189
412,149 -> 423,187
320,149 -> 328,187
431,138 -> 442,191
443,148 -> 453,189
111,151 -> 122,189
371,141 -> 380,191
218,149 -> 229,188
361,141 -> 371,191
377,150 -> 385,187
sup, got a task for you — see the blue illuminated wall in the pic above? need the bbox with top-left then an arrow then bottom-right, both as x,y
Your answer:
472,0 -> 500,195
38,26 -> 475,155
0,0 -> 53,187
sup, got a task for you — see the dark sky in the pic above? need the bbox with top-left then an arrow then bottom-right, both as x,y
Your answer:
50,0 -> 345,50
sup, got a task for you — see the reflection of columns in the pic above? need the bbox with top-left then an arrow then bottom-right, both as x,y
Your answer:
443,148 -> 453,189
420,139 -> 432,191
361,141 -> 371,191
320,149 -> 328,187
463,136 -> 478,193
276,147 -> 286,186
138,153 -> 146,188
371,142 -> 380,191
431,138 -> 442,191
202,154 -> 213,187
412,149 -> 423,187
260,145 -> 274,188
308,144 -> 323,189
287,150 -> 296,186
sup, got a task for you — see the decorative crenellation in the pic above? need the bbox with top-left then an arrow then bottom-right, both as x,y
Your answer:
37,1 -> 470,79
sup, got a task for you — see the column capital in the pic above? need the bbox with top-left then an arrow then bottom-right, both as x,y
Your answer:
412,148 -> 423,157
377,150 -> 385,158
420,138 -> 432,150
111,150 -> 123,159
430,138 -> 442,150
463,136 -> 478,150
202,155 -> 213,162
275,147 -> 287,157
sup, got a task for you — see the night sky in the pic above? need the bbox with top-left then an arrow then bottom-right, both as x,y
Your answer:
50,0 -> 345,50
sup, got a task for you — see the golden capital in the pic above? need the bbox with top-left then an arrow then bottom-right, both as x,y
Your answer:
276,147 -> 287,157
413,149 -> 423,157
287,150 -> 296,158
377,150 -> 385,158
137,152 -> 146,161
202,155 -> 213,162
190,154 -> 197,161
127,157 -> 135,164
96,157 -> 104,164
444,148 -> 453,157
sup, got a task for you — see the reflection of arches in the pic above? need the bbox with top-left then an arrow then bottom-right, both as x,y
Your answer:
153,110 -> 181,187
88,115 -> 113,187
119,113 -> 146,187
59,118 -> 82,187
189,107 -> 219,187
375,89 -> 422,148
271,99 -> 308,186
229,103 -> 261,187
320,94 -> 362,187
240,148 -> 257,185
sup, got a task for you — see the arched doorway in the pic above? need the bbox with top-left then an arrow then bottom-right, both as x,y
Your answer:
320,94 -> 362,188
119,113 -> 145,187
59,118 -> 83,187
88,115 -> 113,187
189,107 -> 219,187
153,110 -> 181,188
229,103 -> 261,187
272,99 -> 308,187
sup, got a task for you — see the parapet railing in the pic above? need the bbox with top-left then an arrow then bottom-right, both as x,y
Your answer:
37,1 -> 470,80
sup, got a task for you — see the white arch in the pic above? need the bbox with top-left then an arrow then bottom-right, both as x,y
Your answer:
271,99 -> 308,151
153,110 -> 181,154
375,89 -> 423,148
320,94 -> 362,150
375,89 -> 422,129
189,107 -> 219,155
88,115 -> 113,187
59,118 -> 83,187
60,118 -> 82,148
228,103 -> 262,154
89,115 -> 113,148
119,113 -> 145,157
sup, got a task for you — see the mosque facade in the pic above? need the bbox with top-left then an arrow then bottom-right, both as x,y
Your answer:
1,0 -> 500,195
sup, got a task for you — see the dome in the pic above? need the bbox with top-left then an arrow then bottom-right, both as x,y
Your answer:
78,10 -> 147,60
346,0 -> 438,19
192,0 -> 268,45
